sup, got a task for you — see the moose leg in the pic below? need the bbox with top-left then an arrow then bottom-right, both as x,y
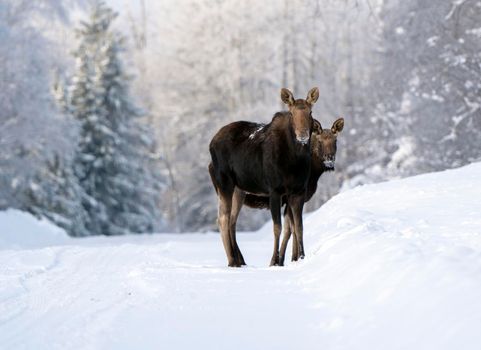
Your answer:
291,228 -> 300,261
230,187 -> 246,266
279,207 -> 293,266
289,194 -> 306,260
269,194 -> 282,266
280,207 -> 299,262
289,207 -> 300,261
218,188 -> 237,267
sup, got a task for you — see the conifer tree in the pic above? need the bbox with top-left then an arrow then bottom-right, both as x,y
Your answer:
69,1 -> 163,235
26,155 -> 91,237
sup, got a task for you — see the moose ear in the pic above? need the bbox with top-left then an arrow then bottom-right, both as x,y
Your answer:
331,117 -> 344,135
281,88 -> 295,106
306,87 -> 319,105
312,119 -> 322,133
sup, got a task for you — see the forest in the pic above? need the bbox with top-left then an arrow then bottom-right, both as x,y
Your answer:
1,0 -> 480,235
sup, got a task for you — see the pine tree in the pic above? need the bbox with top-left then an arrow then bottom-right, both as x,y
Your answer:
69,1 -> 163,235
25,155 -> 91,237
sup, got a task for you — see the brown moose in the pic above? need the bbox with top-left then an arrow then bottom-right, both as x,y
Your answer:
209,88 -> 319,267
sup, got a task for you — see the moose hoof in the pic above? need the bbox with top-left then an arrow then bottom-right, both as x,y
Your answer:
270,258 -> 280,266
228,261 -> 242,268
236,259 -> 247,267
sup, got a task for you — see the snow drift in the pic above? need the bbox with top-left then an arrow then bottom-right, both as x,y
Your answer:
1,162 -> 481,349
0,209 -> 70,250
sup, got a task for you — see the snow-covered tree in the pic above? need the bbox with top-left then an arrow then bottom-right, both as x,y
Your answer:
0,0 -> 81,216
25,155 -> 91,237
365,0 -> 481,180
69,1 -> 164,235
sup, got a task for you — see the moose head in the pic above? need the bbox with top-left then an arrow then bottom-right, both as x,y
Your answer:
311,118 -> 344,170
281,87 -> 319,144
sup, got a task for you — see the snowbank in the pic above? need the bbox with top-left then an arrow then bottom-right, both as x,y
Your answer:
298,161 -> 481,349
0,209 -> 70,249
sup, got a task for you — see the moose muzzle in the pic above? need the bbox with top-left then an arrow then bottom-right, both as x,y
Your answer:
323,156 -> 335,169
296,134 -> 310,145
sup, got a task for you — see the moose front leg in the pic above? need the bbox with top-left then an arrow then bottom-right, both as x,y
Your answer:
279,206 -> 299,263
291,232 -> 300,261
286,206 -> 300,261
269,194 -> 282,266
289,194 -> 305,260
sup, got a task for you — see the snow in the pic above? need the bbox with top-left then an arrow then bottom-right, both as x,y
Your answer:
0,210 -> 69,250
466,27 -> 481,37
387,136 -> 416,171
248,123 -> 265,140
1,162 -> 481,349
426,36 -> 439,47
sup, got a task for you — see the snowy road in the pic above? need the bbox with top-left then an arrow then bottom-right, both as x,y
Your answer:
0,232 -> 321,350
1,163 -> 481,350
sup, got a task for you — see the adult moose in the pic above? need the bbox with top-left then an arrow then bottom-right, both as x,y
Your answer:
209,87 -> 319,267
242,117 -> 345,265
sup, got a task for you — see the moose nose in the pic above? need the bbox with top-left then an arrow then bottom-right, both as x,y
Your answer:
323,156 -> 335,168
296,134 -> 310,145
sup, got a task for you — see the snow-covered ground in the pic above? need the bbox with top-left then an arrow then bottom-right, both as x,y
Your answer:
1,162 -> 481,350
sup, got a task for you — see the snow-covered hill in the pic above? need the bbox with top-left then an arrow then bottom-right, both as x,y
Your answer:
1,162 -> 481,350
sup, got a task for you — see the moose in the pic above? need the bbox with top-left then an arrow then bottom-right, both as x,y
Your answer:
241,117 -> 344,265
209,87 -> 319,267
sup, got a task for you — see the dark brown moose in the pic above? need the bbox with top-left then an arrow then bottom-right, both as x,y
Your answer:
242,117 -> 344,265
209,87 -> 319,267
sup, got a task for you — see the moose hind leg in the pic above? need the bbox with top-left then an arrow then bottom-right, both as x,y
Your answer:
269,194 -> 282,266
230,187 -> 246,266
218,189 -> 237,267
